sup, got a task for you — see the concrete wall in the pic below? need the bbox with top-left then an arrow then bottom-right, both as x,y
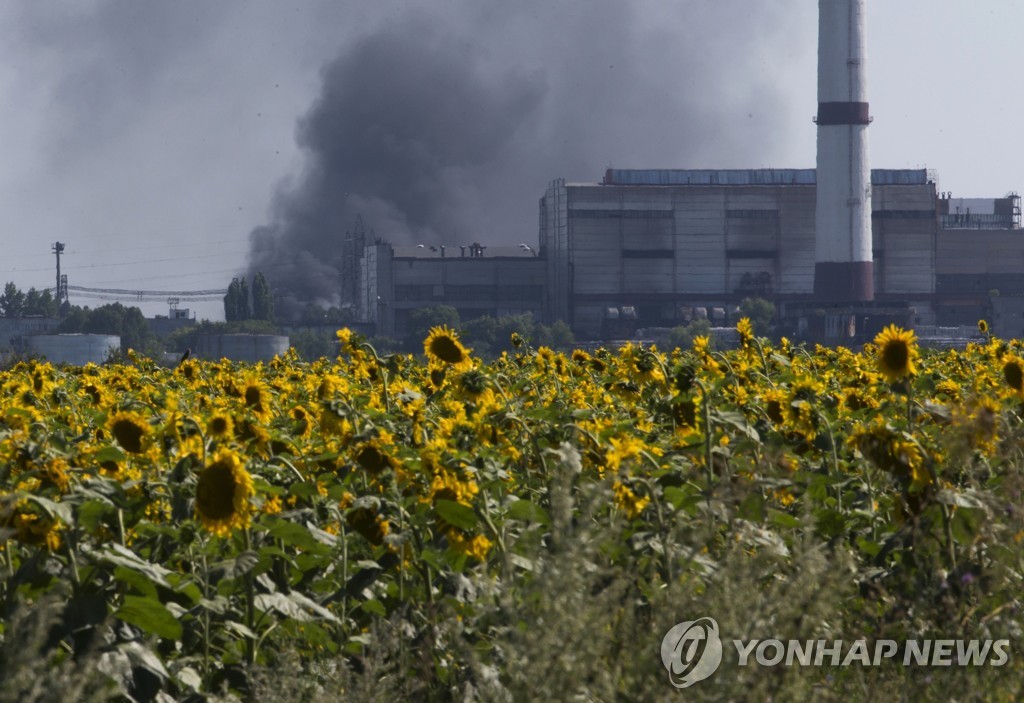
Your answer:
0,317 -> 60,348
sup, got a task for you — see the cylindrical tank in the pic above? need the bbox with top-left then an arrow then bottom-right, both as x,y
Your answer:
194,334 -> 290,363
25,334 -> 121,365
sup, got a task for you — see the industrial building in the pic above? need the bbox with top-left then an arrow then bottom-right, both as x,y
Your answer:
354,177 -> 1024,341
360,243 -> 544,338
353,0 -> 1024,343
539,168 -> 941,338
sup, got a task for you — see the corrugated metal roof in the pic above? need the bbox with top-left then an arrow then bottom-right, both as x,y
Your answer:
602,168 -> 930,187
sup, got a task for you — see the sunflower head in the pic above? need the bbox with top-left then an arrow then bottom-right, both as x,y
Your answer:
873,325 -> 918,383
206,412 -> 234,439
455,368 -> 490,399
195,449 -> 254,536
242,377 -> 272,419
290,405 -> 312,437
347,506 -> 390,546
978,319 -> 990,335
424,326 -> 473,371
736,317 -> 754,346
353,439 -> 397,474
1003,356 -> 1024,394
108,411 -> 151,454
692,335 -> 712,355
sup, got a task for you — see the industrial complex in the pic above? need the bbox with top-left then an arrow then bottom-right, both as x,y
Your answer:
356,175 -> 1022,342
350,0 -> 1024,344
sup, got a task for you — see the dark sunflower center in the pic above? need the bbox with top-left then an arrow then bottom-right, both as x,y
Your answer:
845,392 -> 866,411
430,368 -> 447,387
210,417 -> 230,434
244,386 -> 262,408
356,445 -> 391,472
112,419 -> 146,453
882,341 -> 909,374
429,336 -> 465,364
673,399 -> 698,426
196,462 -> 237,520
346,508 -> 386,545
1004,361 -> 1024,391
460,371 -> 487,396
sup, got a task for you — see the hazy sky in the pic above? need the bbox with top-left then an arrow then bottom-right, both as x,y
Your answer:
0,1 -> 1018,321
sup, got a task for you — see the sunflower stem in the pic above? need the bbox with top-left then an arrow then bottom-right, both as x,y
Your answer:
243,528 -> 257,669
199,547 -> 211,689
697,379 -> 715,530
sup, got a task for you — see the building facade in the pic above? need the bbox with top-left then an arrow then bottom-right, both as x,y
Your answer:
353,170 -> 1024,342
361,243 -> 545,339
539,169 -> 938,337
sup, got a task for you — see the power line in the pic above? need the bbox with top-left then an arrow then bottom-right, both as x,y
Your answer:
66,285 -> 228,303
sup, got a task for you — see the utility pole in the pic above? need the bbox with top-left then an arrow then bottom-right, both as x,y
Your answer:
52,242 -> 65,304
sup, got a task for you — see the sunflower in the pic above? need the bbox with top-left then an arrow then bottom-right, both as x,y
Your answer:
446,529 -> 492,561
874,325 -> 918,383
3,498 -> 62,550
108,411 -> 151,454
978,319 -> 989,336
290,405 -> 313,438
241,376 -> 273,421
455,368 -> 490,399
346,505 -> 390,545
206,412 -> 234,439
428,365 -> 447,390
353,439 -> 397,474
195,448 -> 254,536
612,480 -> 650,520
424,326 -> 473,371
1002,355 -> 1024,394
80,382 -> 107,405
736,317 -> 754,346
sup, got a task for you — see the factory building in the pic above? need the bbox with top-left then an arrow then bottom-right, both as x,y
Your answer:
936,194 -> 1024,327
359,242 -> 544,339
539,168 -> 939,338
352,177 -> 1023,342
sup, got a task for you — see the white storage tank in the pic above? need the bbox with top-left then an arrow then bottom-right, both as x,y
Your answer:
195,334 -> 289,363
26,334 -> 121,365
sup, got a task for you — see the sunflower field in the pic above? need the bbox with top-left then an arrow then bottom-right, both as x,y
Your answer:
0,323 -> 1023,701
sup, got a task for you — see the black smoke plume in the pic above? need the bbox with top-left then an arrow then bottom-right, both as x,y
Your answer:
248,3 -> 811,318
247,17 -> 545,318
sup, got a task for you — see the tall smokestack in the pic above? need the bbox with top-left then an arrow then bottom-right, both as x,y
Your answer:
814,0 -> 873,302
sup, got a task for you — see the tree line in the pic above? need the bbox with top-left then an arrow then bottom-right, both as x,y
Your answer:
224,272 -> 274,322
0,283 -> 60,318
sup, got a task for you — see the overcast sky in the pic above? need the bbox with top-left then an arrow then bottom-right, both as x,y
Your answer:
0,1 -> 1018,321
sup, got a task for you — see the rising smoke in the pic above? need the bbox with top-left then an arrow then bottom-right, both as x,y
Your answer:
247,2 -> 812,318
